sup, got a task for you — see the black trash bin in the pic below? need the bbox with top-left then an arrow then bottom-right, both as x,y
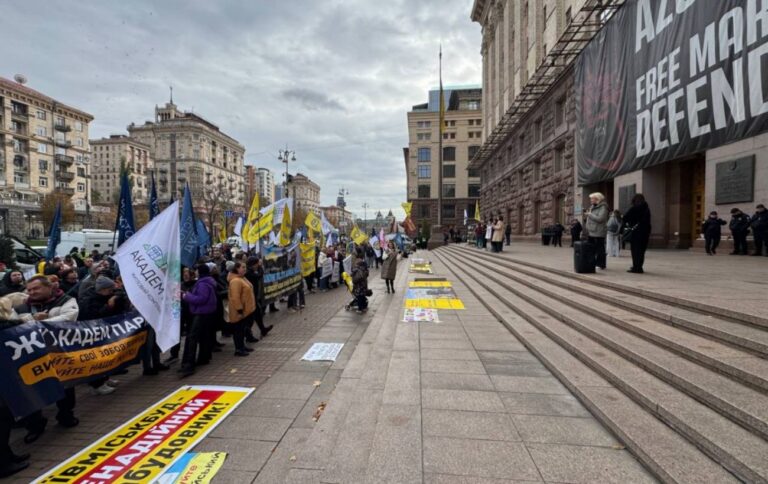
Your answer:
541,233 -> 552,246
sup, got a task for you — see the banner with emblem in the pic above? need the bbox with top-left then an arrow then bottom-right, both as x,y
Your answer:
114,201 -> 182,352
300,243 -> 316,277
260,243 -> 302,303
350,224 -> 368,245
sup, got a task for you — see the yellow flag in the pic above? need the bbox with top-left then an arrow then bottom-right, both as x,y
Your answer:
279,204 -> 292,246
305,211 -> 322,233
219,225 -> 227,244
474,200 -> 480,221
242,195 -> 260,244
350,224 -> 368,245
401,202 -> 412,217
253,206 -> 274,240
300,242 -> 315,276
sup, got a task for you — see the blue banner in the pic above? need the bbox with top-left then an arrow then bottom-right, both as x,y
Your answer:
0,311 -> 147,418
260,242 -> 302,303
180,183 -> 199,268
46,201 -> 61,260
149,172 -> 160,220
115,172 -> 136,247
196,218 -> 211,253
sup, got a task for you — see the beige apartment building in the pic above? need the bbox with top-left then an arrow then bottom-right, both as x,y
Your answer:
128,100 -> 246,213
320,205 -> 353,234
90,135 -> 153,203
405,86 -> 482,230
0,76 -> 94,236
255,167 -> 276,203
287,172 -> 320,216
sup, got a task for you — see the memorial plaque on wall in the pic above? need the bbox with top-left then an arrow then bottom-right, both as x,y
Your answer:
715,156 -> 755,205
618,184 -> 636,214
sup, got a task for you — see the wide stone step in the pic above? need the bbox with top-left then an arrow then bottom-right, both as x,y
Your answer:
446,245 -> 768,358
434,249 -> 768,483
447,246 -> 768,398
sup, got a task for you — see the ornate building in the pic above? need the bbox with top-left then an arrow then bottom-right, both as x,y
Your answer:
287,172 -> 320,216
90,135 -> 154,203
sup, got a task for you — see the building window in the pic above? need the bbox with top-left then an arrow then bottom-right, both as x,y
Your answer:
519,134 -> 525,154
418,204 -> 430,218
36,110 -> 46,120
77,167 -> 86,177
418,147 -> 431,162
416,121 -> 431,128
467,101 -> 480,110
76,138 -> 83,147
75,121 -> 83,132
555,97 -> 566,126
39,160 -> 48,171
533,160 -> 541,182
39,177 -> 48,187
36,126 -> 47,137
468,183 -> 481,197
77,183 -> 85,192
418,164 -> 431,179
14,174 -> 26,184
417,133 -> 431,141
442,132 -> 456,140
443,164 -> 456,178
533,119 -> 542,144
418,184 -> 431,198
443,147 -> 456,161
37,143 -> 47,154
468,119 -> 475,126
442,204 -> 456,219
566,6 -> 573,24
442,183 -> 456,198
55,116 -> 65,126
554,146 -> 564,172
468,145 -> 480,159
468,168 -> 480,178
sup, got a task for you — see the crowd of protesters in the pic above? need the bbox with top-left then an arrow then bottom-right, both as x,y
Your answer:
0,234 -> 405,477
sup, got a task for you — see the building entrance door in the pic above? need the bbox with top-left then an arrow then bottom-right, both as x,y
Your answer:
517,205 -> 525,235
690,161 -> 706,246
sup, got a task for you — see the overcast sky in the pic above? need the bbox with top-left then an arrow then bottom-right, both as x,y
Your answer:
5,0 -> 481,220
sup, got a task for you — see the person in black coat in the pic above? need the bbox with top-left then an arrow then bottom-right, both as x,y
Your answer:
620,194 -> 652,273
751,204 -> 768,256
729,208 -> 751,255
569,220 -> 583,247
245,257 -> 272,342
701,211 -> 726,255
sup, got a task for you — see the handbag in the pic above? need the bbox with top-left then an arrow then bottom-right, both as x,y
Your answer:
621,224 -> 637,242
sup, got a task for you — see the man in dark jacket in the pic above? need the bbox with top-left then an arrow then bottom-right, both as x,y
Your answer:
751,204 -> 768,256
569,220 -> 583,247
729,208 -> 751,255
179,264 -> 218,377
78,276 -> 125,320
245,257 -> 272,342
701,211 -> 726,255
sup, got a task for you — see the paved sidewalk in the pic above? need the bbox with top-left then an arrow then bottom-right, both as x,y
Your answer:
280,252 -> 655,483
458,241 -> 767,319
9,283 -> 372,483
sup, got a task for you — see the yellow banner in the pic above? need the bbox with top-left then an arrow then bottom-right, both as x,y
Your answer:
305,211 -> 322,233
33,386 -> 252,484
279,203 -> 292,246
249,207 -> 274,241
300,243 -> 316,277
405,299 -> 465,310
176,452 -> 227,484
401,202 -> 412,217
350,225 -> 368,245
408,281 -> 452,288
409,264 -> 433,274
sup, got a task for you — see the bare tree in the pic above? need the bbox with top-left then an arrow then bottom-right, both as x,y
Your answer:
200,181 -> 234,238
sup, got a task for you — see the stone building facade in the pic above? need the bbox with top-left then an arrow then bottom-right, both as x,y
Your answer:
0,76 -> 94,237
128,101 -> 246,213
90,135 -> 154,203
287,172 -> 320,216
256,167 -> 275,203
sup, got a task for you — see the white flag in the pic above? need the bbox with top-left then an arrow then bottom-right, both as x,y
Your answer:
114,201 -> 182,352
320,212 -> 335,235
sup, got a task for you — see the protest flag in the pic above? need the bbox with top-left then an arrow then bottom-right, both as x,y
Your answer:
180,183 -> 199,267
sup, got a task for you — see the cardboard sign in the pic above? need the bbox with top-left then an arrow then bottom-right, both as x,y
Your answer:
33,385 -> 252,484
402,308 -> 440,323
302,343 -> 344,362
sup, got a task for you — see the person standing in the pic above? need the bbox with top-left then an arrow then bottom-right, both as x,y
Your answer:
381,241 -> 398,294
475,224 -> 484,248
484,219 -> 493,250
179,264 -> 218,377
227,262 -> 256,357
244,257 -> 272,341
569,220 -> 583,247
621,194 -> 652,273
504,221 -> 512,246
585,193 -> 609,270
701,211 -> 726,255
492,216 -> 505,252
729,208 -> 751,255
352,259 -> 369,313
552,222 -> 565,248
606,211 -> 622,257
751,204 -> 768,256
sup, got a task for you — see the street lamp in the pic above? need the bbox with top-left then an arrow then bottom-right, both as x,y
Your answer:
278,147 -> 296,198
362,202 -> 370,232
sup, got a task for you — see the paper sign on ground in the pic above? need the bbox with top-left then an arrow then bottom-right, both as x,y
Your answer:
33,385 -> 252,484
157,452 -> 227,484
302,343 -> 344,361
405,299 -> 465,310
409,281 -> 452,288
409,263 -> 433,274
403,308 -> 440,323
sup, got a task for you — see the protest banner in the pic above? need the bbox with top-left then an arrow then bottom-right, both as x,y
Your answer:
33,385 -> 251,484
0,311 -> 148,419
330,261 -> 340,284
409,281 -> 452,288
405,287 -> 465,310
156,452 -> 227,484
402,308 -> 440,323
321,257 -> 333,279
300,243 -> 316,277
261,242 -> 302,303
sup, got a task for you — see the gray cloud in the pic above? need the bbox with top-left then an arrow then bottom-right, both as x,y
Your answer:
5,0 -> 480,219
282,88 -> 345,112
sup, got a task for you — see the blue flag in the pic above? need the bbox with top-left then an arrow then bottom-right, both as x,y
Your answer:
46,202 -> 62,260
195,218 -> 211,254
180,183 -> 199,268
394,233 -> 404,251
115,172 -> 136,247
149,172 -> 160,220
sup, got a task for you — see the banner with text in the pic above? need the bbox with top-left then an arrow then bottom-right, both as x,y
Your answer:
575,0 -> 768,185
0,311 -> 147,418
261,242 -> 303,303
33,385 -> 252,484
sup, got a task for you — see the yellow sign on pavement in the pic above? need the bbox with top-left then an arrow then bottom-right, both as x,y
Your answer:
409,281 -> 452,288
405,298 -> 465,310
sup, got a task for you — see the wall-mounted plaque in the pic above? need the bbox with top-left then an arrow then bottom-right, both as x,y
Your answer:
715,156 -> 754,205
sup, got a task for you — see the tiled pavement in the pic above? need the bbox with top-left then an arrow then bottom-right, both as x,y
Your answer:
9,280 -> 378,483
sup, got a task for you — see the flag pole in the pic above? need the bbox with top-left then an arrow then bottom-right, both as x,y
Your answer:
437,44 -> 443,229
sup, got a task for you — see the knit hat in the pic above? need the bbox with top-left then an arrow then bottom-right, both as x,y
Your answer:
225,260 -> 235,272
95,276 -> 116,291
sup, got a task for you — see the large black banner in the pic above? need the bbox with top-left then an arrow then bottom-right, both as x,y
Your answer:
575,0 -> 768,185
261,243 -> 303,303
0,311 -> 147,418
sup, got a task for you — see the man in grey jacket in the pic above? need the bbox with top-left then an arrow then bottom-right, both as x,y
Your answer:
585,192 -> 609,269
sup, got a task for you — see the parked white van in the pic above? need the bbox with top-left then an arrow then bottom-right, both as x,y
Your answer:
58,229 -> 116,255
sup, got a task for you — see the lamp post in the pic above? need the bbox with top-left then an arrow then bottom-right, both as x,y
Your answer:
362,202 -> 370,232
278,147 -> 296,199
